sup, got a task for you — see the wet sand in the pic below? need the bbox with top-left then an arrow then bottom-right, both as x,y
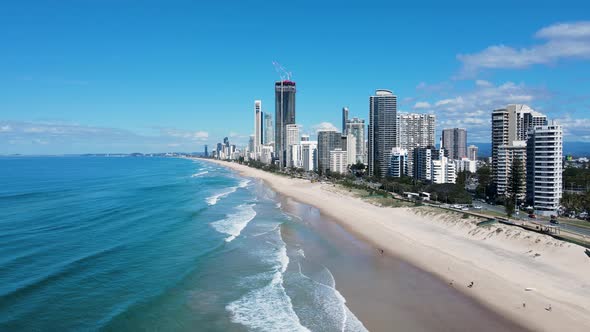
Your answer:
280,195 -> 527,331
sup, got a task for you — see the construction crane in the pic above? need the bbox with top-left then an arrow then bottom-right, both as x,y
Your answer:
272,61 -> 292,81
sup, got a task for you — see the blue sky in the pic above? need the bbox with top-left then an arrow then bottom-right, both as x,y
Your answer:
1,0 -> 589,154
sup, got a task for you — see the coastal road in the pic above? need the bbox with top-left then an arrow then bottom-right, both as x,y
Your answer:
470,201 -> 590,238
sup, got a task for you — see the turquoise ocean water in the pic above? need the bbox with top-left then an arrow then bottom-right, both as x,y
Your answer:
0,157 -> 366,331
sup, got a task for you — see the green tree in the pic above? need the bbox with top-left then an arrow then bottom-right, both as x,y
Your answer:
505,158 -> 524,217
475,165 -> 492,199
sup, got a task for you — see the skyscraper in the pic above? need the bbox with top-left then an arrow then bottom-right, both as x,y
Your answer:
254,100 -> 263,159
285,124 -> 300,168
491,104 -> 547,195
441,128 -> 467,160
345,117 -> 365,164
342,107 -> 349,134
264,113 -> 274,145
467,145 -> 478,161
398,113 -> 436,176
368,89 -> 398,177
317,130 -> 342,174
526,121 -> 563,216
301,140 -> 318,172
275,80 -> 296,167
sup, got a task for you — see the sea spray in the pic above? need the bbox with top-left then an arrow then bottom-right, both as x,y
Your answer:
210,204 -> 257,242
226,228 -> 310,331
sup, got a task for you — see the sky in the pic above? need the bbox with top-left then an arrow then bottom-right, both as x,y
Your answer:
1,0 -> 589,154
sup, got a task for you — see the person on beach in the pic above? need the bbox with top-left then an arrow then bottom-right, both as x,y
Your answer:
468,281 -> 474,288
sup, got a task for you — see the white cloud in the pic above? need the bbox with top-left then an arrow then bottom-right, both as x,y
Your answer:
312,122 -> 338,134
475,80 -> 492,87
554,116 -> 590,141
413,101 -> 431,109
0,121 -> 212,153
417,81 -> 552,142
535,22 -> 590,39
160,128 -> 209,141
457,21 -> 590,76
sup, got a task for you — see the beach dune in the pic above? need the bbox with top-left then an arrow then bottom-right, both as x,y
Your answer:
205,159 -> 590,332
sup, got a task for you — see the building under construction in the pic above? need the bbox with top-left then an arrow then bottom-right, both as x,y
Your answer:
274,80 -> 296,167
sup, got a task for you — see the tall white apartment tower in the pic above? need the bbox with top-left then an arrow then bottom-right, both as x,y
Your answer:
345,117 -> 365,164
526,121 -> 563,216
285,124 -> 301,168
254,100 -> 263,159
398,113 -> 436,176
492,104 -> 547,196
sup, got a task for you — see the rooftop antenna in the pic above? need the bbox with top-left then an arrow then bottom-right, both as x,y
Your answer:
272,61 -> 292,81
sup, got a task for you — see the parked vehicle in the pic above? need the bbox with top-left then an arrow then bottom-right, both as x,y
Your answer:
528,214 -> 536,219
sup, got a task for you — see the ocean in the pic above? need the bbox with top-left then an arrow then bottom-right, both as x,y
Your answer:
0,156 -> 367,331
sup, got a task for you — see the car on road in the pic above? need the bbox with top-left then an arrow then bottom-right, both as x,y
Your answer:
472,205 -> 482,210
528,214 -> 536,219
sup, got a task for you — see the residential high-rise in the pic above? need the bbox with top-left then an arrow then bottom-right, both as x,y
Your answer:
301,140 -> 318,172
441,128 -> 467,160
413,146 -> 440,182
389,147 -> 408,177
204,145 -> 208,157
496,142 -> 527,198
398,113 -> 436,176
345,133 -> 357,166
492,104 -> 547,196
317,130 -> 342,174
345,117 -> 366,164
275,80 -> 296,167
526,121 -> 563,216
342,107 -> 349,134
254,100 -> 263,159
248,135 -> 255,157
467,145 -> 478,161
455,157 -> 477,173
264,113 -> 274,145
431,155 -> 456,184
329,149 -> 348,174
285,124 -> 300,168
368,89 -> 398,177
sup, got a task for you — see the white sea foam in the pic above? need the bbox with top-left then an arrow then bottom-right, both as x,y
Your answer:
238,179 -> 250,188
191,171 -> 208,177
211,204 -> 257,242
226,230 -> 309,332
205,187 -> 238,205
296,248 -> 306,258
296,263 -> 368,332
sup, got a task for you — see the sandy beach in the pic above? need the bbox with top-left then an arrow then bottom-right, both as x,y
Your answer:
205,159 -> 590,332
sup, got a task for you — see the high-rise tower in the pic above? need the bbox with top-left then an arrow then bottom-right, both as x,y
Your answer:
441,128 -> 467,160
398,113 -> 435,176
368,89 -> 398,177
275,80 -> 296,167
342,107 -> 349,134
491,104 -> 547,196
254,100 -> 263,159
264,113 -> 273,145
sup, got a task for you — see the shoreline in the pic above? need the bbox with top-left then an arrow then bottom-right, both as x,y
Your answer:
203,159 -> 590,332
277,189 -> 526,331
